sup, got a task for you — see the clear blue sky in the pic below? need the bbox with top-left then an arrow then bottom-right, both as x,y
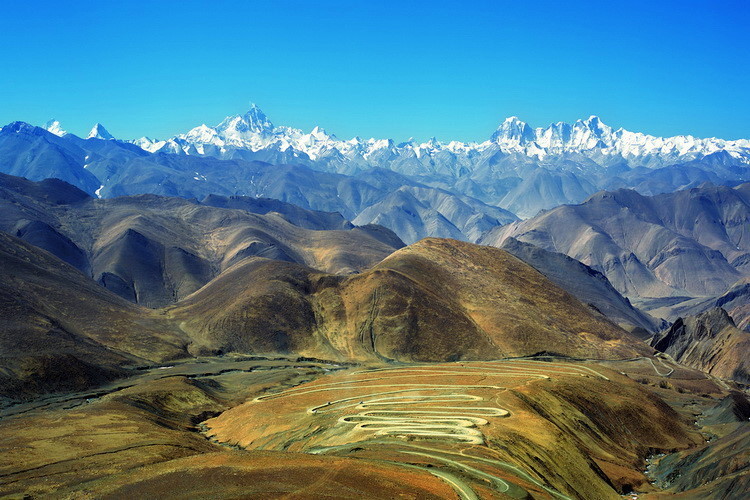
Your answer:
1,1 -> 748,142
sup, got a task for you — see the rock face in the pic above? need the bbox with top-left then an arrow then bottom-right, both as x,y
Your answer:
482,183 -> 750,301
500,237 -> 662,335
668,278 -> 750,331
170,238 -> 652,362
651,308 -> 750,383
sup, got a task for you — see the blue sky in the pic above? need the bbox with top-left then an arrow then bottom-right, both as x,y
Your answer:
1,1 -> 748,142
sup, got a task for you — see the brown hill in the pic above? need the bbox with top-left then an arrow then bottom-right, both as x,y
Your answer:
0,232 -> 186,398
170,238 -> 652,361
0,173 -> 402,308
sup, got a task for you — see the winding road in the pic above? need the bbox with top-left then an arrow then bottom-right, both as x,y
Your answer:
247,359 -> 606,499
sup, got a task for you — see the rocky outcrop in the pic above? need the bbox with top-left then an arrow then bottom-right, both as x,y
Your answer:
651,308 -> 750,383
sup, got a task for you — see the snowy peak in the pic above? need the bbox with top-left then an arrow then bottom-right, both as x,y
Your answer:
44,119 -> 67,137
87,123 -> 115,140
217,104 -> 274,136
491,116 -> 536,146
243,104 -> 274,131
309,125 -> 331,140
128,105 -> 750,170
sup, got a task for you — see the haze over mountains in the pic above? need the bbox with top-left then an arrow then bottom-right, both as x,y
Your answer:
484,183 -> 750,309
0,104 -> 746,246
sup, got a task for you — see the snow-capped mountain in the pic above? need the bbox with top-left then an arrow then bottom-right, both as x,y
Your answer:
87,123 -> 115,140
135,105 -> 750,169
129,106 -> 750,217
44,119 -> 67,137
25,106 -> 750,220
498,115 -> 750,160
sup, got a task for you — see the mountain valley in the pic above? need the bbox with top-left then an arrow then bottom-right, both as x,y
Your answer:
1,115 -> 749,499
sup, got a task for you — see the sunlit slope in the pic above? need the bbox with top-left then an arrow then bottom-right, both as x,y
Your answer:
170,238 -> 652,361
206,359 -> 698,499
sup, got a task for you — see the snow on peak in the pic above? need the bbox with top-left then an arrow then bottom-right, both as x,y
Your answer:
44,119 -> 67,137
87,123 -> 115,140
242,104 -> 274,130
217,104 -> 274,135
127,105 -> 750,171
491,116 -> 536,145
310,125 -> 328,138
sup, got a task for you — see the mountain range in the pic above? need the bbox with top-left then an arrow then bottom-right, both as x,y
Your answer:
2,116 -> 750,498
10,104 -> 746,233
0,121 -> 517,244
483,183 -> 750,307
126,106 -> 750,217
0,173 -> 654,398
0,172 -> 403,308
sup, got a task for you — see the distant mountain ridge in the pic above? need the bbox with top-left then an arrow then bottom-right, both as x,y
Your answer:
0,121 -> 517,244
3,105 -> 750,239
124,106 -> 750,217
23,105 -> 750,220
482,182 -> 750,324
131,106 -> 750,169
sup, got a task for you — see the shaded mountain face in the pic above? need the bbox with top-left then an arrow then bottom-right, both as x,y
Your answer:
0,231 -> 186,398
169,238 -> 651,362
0,173 -> 403,308
500,237 -> 662,335
656,278 -> 750,331
0,122 -> 102,194
651,308 -> 750,383
0,124 -> 518,244
482,183 -> 750,302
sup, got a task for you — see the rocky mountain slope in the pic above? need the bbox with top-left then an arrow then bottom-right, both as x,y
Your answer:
651,308 -> 750,383
1,226 -> 653,398
169,238 -> 652,362
482,183 -> 750,303
0,231 -> 186,398
500,237 -> 662,334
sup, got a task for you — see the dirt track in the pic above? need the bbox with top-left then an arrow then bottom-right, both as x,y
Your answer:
208,359 -> 615,498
